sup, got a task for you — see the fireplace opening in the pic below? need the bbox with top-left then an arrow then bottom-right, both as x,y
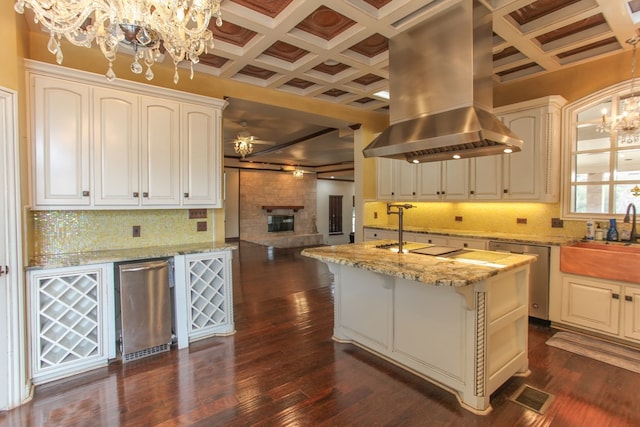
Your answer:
268,215 -> 294,232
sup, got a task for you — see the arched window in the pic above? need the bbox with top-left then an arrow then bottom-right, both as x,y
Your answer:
563,80 -> 640,218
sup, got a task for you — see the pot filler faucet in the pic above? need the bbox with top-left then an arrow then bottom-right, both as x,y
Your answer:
624,203 -> 638,242
386,203 -> 416,253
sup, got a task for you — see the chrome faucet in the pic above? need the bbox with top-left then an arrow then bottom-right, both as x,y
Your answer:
624,203 -> 637,242
386,203 -> 416,253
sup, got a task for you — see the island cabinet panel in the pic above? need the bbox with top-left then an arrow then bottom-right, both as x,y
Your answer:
393,280 -> 466,381
336,267 -> 391,348
327,261 -> 530,414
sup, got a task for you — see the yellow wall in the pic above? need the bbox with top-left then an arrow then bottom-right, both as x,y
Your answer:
495,50 -> 630,106
364,201 -> 586,238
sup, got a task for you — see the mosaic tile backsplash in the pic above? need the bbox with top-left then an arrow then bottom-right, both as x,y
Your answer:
364,202 -> 587,239
31,209 -> 215,256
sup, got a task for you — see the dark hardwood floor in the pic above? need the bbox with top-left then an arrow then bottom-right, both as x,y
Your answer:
2,241 -> 639,426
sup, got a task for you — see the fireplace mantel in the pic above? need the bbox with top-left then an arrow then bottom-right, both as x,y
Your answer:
262,205 -> 304,212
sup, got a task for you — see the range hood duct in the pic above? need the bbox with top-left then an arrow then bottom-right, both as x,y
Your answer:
363,0 -> 522,163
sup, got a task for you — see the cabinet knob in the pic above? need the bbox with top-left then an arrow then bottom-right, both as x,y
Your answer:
441,191 -> 445,195
612,293 -> 620,300
436,191 -> 440,195
184,192 -> 189,198
470,190 -> 475,195
503,189 -> 508,194
143,192 -> 149,198
133,192 -> 139,198
412,192 -> 415,195
0,265 -> 7,276
82,191 -> 90,197
626,295 -> 633,302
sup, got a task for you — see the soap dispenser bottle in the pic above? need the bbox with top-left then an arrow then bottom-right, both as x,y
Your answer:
607,218 -> 619,241
586,219 -> 595,240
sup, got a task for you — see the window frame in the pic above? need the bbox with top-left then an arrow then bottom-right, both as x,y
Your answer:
562,79 -> 640,219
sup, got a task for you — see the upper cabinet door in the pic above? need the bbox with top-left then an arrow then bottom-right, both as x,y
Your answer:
416,162 -> 442,200
32,76 -> 91,206
395,161 -> 418,200
442,159 -> 469,199
469,155 -> 502,200
181,103 -> 222,207
501,112 -> 540,200
376,157 -> 396,200
140,96 -> 181,206
92,87 -> 140,206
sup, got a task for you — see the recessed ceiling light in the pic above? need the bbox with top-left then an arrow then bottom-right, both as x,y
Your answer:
503,147 -> 513,154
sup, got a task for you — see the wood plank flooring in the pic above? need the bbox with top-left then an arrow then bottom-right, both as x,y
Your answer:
2,241 -> 640,426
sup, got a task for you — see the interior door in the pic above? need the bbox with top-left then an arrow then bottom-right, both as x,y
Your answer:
0,87 -> 27,410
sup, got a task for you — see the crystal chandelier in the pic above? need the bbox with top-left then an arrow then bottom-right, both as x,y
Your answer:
598,35 -> 640,144
14,0 -> 223,84
293,167 -> 304,179
234,130 -> 254,159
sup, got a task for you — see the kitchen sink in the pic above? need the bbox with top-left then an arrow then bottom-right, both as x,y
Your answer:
560,241 -> 640,284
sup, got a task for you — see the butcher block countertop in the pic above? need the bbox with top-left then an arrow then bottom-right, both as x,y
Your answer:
302,240 -> 536,287
27,241 -> 236,270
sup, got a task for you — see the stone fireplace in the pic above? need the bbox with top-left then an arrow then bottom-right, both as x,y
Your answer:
239,169 -> 322,248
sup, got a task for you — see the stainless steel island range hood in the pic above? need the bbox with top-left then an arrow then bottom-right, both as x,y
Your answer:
363,0 -> 522,163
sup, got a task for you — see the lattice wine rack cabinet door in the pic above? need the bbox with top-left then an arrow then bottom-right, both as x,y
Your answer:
186,253 -> 234,340
29,264 -> 110,384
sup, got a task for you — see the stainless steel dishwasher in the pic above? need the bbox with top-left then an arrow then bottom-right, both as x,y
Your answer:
488,241 -> 550,321
117,259 -> 172,362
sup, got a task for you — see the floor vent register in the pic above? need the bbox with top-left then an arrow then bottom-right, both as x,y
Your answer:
509,384 -> 555,414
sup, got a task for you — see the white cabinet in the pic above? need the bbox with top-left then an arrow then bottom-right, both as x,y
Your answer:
561,275 -> 621,335
181,103 -> 222,206
93,89 -> 182,206
495,95 -> 566,202
624,286 -> 640,341
447,237 -> 488,250
141,96 -> 181,206
378,157 -> 469,201
93,87 -> 140,206
559,274 -> 640,342
469,156 -> 502,200
375,96 -> 565,203
32,75 -> 91,206
28,62 -> 225,209
363,228 -> 397,241
174,251 -> 235,343
406,232 -> 448,246
28,264 -> 114,385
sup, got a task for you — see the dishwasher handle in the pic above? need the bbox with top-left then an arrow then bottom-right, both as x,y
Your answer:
119,260 -> 168,273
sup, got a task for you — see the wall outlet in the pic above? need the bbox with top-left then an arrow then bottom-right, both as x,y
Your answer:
132,225 -> 141,237
374,212 -> 378,219
455,216 -> 463,222
197,221 -> 207,232
551,218 -> 564,228
189,209 -> 207,219
516,218 -> 527,224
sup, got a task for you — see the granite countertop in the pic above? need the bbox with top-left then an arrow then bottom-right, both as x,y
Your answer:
301,240 -> 536,287
364,225 -> 578,246
27,241 -> 237,270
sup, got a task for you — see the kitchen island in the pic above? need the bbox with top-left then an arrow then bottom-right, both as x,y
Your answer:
302,241 -> 537,414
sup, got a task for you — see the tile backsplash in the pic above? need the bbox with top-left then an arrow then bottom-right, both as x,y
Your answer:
364,201 -> 586,238
31,209 -> 215,256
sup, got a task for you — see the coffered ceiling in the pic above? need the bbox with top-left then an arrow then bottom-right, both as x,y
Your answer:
210,0 -> 640,179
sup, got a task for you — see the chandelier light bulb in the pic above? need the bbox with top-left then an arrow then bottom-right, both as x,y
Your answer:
14,0 -> 223,84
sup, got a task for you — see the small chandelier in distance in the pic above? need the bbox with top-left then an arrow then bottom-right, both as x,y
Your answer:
234,129 -> 254,159
293,167 -> 304,179
14,0 -> 223,84
597,34 -> 640,144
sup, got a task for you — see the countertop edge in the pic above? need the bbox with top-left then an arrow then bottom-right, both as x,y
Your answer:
27,242 -> 237,270
302,244 -> 536,287
364,225 -> 578,246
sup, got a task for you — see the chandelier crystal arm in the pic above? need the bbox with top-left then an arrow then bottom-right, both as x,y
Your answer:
14,0 -> 223,84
